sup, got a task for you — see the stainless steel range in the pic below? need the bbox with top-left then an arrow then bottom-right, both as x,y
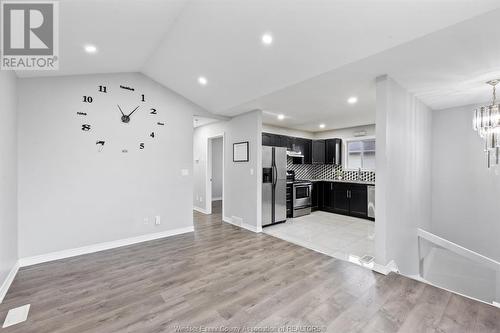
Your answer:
292,180 -> 312,217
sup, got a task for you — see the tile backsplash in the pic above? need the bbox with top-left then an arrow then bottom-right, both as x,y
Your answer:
287,157 -> 376,183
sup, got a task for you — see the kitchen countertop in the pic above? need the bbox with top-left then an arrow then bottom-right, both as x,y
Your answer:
300,179 -> 375,186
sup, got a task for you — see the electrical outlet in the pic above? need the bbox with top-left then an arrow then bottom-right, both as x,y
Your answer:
155,216 -> 161,225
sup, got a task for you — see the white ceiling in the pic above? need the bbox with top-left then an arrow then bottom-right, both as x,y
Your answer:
233,7 -> 500,131
17,0 -> 189,78
15,0 -> 500,132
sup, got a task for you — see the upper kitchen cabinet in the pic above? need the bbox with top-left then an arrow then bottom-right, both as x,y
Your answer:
325,138 -> 342,165
312,140 -> 325,164
292,138 -> 312,164
262,133 -> 287,148
262,133 -> 274,146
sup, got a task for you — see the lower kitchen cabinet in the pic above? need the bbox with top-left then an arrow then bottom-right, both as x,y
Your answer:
317,181 -> 370,219
332,183 -> 350,215
311,181 -> 322,211
348,184 -> 368,218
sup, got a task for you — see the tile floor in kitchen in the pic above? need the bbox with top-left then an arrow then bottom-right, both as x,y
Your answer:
263,210 -> 375,263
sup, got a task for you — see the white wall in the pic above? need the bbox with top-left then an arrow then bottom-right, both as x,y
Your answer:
211,137 -> 223,200
431,104 -> 500,262
193,110 -> 262,231
0,71 -> 18,293
375,75 -> 432,275
17,73 -> 209,258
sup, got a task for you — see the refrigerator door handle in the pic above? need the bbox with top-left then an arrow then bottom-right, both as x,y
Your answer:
272,165 -> 277,186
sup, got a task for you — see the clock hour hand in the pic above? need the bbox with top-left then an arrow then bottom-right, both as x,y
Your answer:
117,104 -> 125,116
127,106 -> 140,117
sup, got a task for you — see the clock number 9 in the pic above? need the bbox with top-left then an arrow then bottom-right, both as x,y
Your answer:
83,96 -> 93,103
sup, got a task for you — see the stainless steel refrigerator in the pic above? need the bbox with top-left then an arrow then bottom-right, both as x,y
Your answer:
262,146 -> 287,226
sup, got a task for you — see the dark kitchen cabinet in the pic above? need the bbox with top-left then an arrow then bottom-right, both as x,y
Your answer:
291,138 -> 312,164
349,184 -> 368,218
262,133 -> 287,148
332,183 -> 350,215
319,181 -> 369,219
322,182 -> 334,211
311,182 -> 322,211
262,133 -> 274,146
325,138 -> 342,165
312,140 -> 325,164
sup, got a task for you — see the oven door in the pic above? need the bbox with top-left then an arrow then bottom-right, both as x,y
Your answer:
293,184 -> 312,208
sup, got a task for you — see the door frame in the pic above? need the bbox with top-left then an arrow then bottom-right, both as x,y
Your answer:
206,133 -> 225,216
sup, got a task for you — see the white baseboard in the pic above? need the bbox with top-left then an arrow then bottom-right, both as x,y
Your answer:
212,197 -> 222,201
222,216 -> 261,233
193,206 -> 208,214
0,261 -> 19,303
19,226 -> 194,267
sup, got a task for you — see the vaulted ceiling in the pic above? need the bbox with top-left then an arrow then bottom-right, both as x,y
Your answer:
16,0 -> 500,131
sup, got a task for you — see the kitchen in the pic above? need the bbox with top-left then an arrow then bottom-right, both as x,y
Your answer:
262,124 -> 376,265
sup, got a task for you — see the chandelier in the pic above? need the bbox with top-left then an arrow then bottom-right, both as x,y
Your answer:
473,80 -> 500,168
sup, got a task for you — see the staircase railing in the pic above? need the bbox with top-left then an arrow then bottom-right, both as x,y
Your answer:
417,228 -> 500,306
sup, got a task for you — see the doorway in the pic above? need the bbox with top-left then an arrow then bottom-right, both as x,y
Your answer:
207,135 -> 224,216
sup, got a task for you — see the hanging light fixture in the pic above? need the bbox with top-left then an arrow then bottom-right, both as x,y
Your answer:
473,79 -> 500,168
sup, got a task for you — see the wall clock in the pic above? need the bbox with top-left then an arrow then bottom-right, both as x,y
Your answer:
76,84 -> 165,152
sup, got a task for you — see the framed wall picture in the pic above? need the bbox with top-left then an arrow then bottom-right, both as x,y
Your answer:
233,141 -> 249,162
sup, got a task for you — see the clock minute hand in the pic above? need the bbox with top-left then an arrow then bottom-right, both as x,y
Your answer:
127,106 -> 140,117
117,104 -> 125,116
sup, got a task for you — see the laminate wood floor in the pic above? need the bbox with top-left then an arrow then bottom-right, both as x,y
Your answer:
1,201 -> 499,332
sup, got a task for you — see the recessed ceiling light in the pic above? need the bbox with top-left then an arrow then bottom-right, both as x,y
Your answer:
319,123 -> 326,129
277,114 -> 285,120
84,44 -> 97,54
198,76 -> 208,86
262,33 -> 273,45
347,96 -> 358,104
